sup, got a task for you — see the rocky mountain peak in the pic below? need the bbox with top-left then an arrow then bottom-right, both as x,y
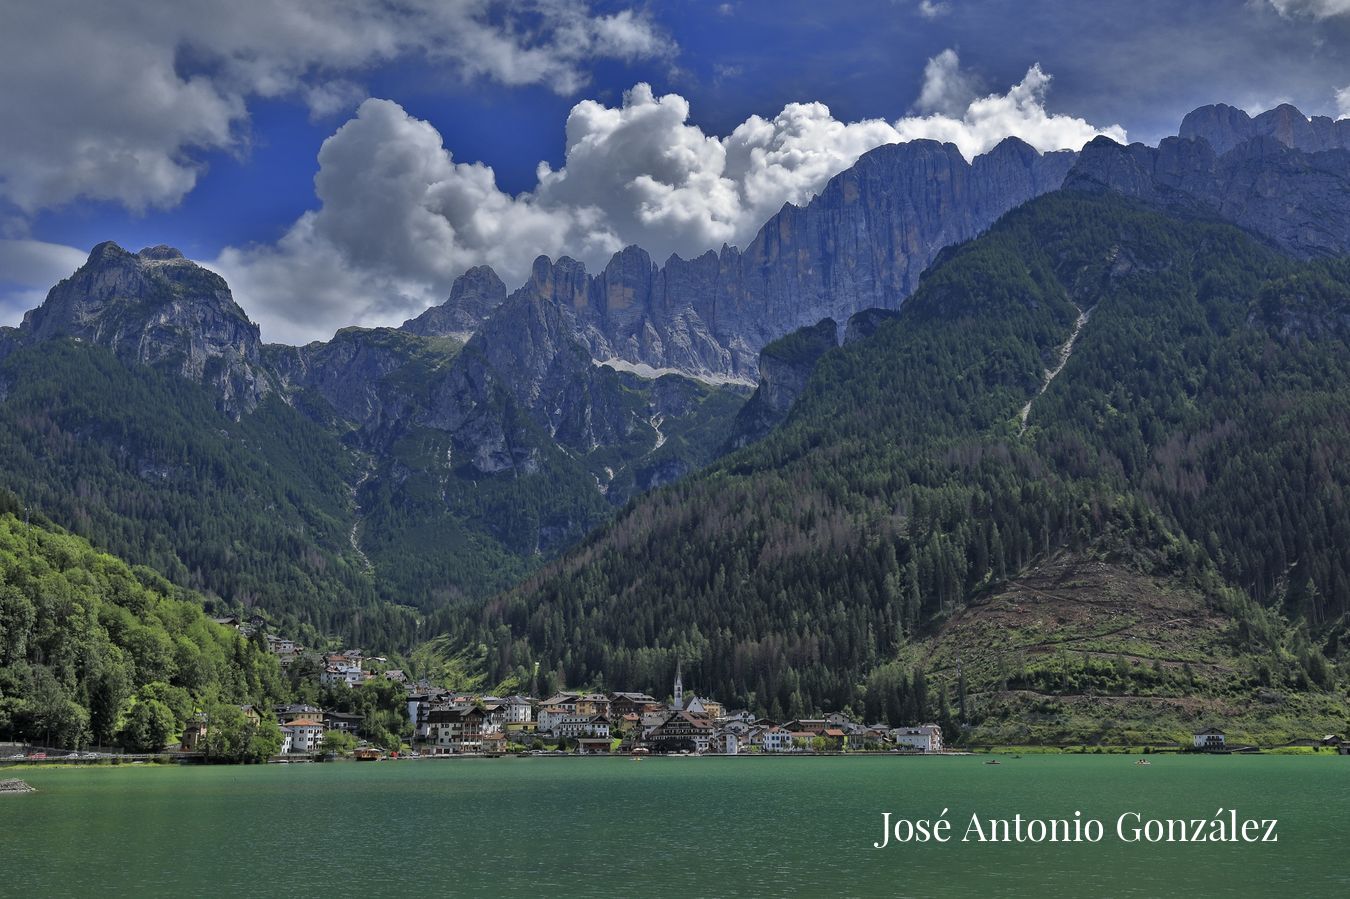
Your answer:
492,135 -> 1079,386
16,241 -> 269,415
401,264 -> 507,338
137,245 -> 187,262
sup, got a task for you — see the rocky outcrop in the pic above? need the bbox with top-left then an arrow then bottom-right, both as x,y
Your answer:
16,242 -> 270,414
727,318 -> 839,449
516,137 -> 1076,382
1065,129 -> 1350,258
401,265 -> 506,339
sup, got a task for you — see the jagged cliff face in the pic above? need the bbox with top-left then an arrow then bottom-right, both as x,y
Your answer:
16,242 -> 270,414
6,100 -> 1350,615
4,236 -> 746,595
1065,128 -> 1350,259
494,136 -> 1075,382
401,106 -> 1350,385
14,238 -> 738,486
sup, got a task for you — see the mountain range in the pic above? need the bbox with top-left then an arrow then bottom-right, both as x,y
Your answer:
1,102 -> 1348,741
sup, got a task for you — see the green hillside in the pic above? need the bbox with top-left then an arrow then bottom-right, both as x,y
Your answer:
0,491 -> 287,752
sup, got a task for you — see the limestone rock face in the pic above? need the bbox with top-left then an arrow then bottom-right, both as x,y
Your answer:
265,327 -> 442,438
421,290 -> 643,474
513,137 -> 1075,382
17,242 -> 270,414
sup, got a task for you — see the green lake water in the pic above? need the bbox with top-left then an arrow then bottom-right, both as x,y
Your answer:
2,754 -> 1347,897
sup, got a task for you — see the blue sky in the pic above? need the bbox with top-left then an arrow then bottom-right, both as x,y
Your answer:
2,0 -> 1348,342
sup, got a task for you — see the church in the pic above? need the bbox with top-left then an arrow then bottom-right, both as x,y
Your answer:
671,661 -> 723,720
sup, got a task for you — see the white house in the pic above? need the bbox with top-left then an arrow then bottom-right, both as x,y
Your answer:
891,724 -> 943,753
283,719 -> 326,753
1193,727 -> 1226,750
502,695 -> 534,726
320,656 -> 365,688
709,729 -> 740,755
558,714 -> 610,739
538,695 -> 589,735
761,727 -> 795,753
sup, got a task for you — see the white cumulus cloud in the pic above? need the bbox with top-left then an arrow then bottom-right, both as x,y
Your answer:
211,98 -> 623,344
214,51 -> 1124,343
0,0 -> 671,215
912,49 -> 984,116
894,61 -> 1125,159
1337,85 -> 1350,119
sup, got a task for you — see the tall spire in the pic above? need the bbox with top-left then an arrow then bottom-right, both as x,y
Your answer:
674,659 -> 684,711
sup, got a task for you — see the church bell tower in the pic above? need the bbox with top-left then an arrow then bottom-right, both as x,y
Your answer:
673,659 -> 684,711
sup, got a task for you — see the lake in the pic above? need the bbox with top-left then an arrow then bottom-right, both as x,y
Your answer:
2,755 -> 1347,896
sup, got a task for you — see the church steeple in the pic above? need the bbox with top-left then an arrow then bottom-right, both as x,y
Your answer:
673,659 -> 684,711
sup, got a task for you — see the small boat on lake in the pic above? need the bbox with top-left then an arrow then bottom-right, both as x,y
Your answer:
985,759 -> 1001,765
354,748 -> 383,761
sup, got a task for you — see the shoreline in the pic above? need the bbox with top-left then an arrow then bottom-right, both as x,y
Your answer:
5,746 -> 1340,771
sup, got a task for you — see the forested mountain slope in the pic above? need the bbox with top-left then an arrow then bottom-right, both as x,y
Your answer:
0,340 -> 411,644
443,192 -> 1348,738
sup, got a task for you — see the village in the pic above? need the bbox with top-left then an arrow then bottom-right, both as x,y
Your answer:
245,625 -> 948,758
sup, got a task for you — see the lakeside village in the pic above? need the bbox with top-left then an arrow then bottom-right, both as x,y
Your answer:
2,621 -> 948,763
6,621 -> 1349,765
249,653 -> 947,760
264,633 -> 1350,760
233,629 -> 948,758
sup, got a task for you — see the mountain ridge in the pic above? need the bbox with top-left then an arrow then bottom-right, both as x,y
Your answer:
477,136 -> 1075,382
